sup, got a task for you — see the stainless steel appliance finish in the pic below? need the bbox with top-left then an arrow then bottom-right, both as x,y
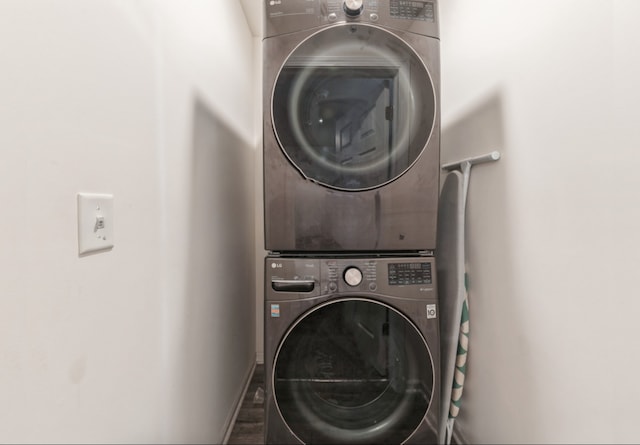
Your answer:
263,0 -> 441,253
264,256 -> 440,444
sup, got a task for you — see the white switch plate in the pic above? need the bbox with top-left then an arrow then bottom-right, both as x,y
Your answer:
77,193 -> 114,255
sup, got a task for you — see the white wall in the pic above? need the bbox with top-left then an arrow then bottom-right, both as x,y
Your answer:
439,1 -> 640,443
0,1 -> 257,443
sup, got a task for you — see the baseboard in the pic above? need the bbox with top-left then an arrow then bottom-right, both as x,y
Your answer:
221,360 -> 256,445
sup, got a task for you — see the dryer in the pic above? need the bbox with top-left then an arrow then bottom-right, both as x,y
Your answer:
264,256 -> 440,444
263,0 -> 441,253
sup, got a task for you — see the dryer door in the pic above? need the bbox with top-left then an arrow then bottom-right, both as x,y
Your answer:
272,24 -> 436,191
273,298 -> 434,444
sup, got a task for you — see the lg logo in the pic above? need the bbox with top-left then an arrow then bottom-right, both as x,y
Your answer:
271,262 -> 283,269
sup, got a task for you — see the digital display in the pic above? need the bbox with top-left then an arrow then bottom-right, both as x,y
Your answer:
390,0 -> 435,21
388,262 -> 432,285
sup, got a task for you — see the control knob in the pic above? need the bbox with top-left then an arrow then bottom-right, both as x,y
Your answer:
344,0 -> 364,17
344,266 -> 363,287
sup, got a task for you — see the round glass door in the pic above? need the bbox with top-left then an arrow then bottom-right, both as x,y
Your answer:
274,299 -> 434,444
272,24 -> 436,191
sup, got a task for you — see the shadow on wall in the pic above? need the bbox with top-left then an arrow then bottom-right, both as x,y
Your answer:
177,96 -> 256,442
441,92 -> 540,443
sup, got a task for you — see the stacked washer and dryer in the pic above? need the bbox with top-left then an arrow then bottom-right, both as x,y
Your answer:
263,1 -> 441,443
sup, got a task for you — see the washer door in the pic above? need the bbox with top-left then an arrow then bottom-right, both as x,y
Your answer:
272,24 -> 436,191
274,299 -> 434,444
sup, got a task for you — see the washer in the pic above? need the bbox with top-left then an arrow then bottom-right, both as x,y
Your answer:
263,0 -> 441,253
264,256 -> 440,444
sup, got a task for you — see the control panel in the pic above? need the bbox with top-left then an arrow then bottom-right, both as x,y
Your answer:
388,262 -> 432,285
389,0 -> 435,21
267,257 -> 436,300
264,0 -> 439,39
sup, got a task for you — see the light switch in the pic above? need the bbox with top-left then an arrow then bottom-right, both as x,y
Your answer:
77,193 -> 114,255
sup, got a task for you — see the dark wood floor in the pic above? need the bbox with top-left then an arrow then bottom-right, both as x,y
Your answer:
227,364 -> 265,445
